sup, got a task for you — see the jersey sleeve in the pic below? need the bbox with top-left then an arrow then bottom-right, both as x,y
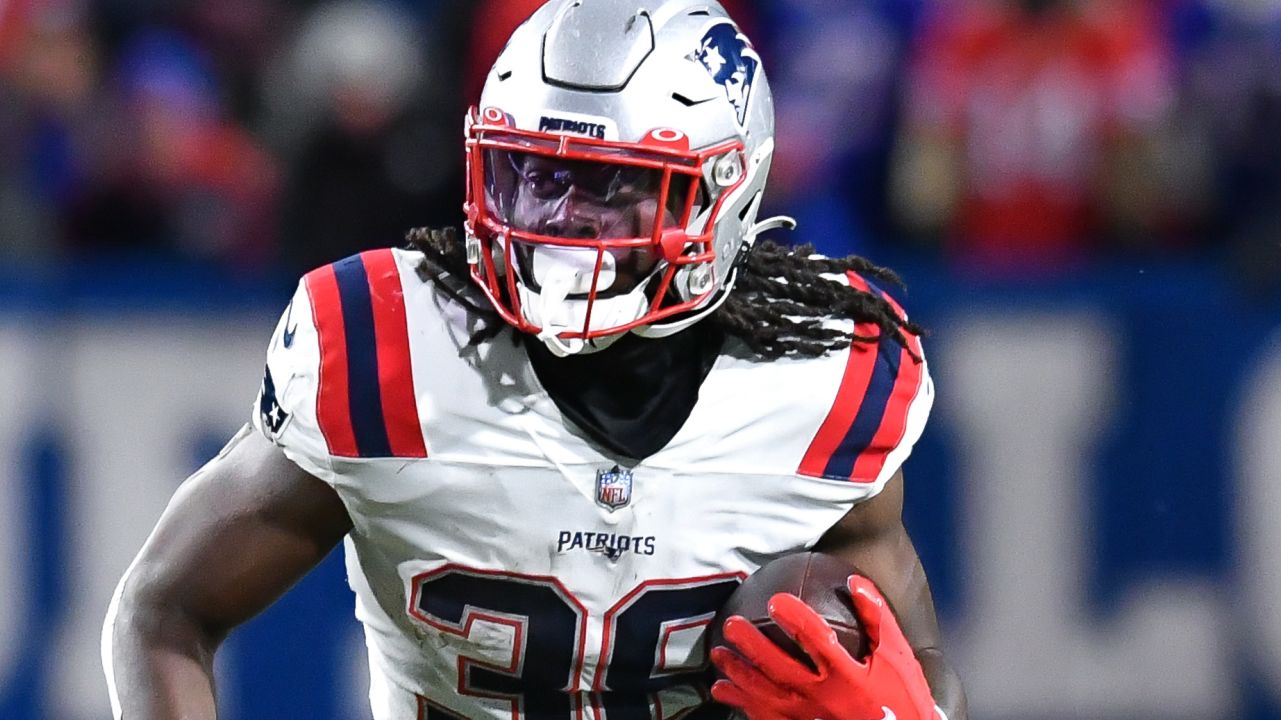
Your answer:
251,250 -> 431,483
250,278 -> 337,484
796,273 -> 935,494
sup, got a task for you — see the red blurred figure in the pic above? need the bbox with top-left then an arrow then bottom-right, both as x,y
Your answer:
66,30 -> 279,268
892,0 -> 1176,274
0,0 -> 32,74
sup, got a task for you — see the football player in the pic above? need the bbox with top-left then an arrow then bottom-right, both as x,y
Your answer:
102,2 -> 967,720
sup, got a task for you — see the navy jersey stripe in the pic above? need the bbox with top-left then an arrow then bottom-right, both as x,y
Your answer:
822,281 -> 900,480
333,254 -> 394,458
822,337 -> 902,480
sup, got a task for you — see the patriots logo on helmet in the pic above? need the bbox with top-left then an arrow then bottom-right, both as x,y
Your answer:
691,22 -> 760,128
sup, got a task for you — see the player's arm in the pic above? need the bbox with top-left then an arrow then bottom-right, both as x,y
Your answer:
813,470 -> 967,719
711,470 -> 967,720
103,425 -> 352,719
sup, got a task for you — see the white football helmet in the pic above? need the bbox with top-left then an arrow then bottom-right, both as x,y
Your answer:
463,0 -> 791,356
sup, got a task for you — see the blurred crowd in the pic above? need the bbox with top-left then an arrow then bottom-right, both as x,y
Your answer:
0,0 -> 1278,288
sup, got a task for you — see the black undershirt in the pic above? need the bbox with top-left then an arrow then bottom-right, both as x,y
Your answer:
524,327 -> 725,462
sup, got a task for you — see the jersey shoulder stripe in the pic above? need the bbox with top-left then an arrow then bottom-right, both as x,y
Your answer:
304,249 -> 429,459
798,272 -> 927,483
849,281 -> 924,483
306,261 -> 357,456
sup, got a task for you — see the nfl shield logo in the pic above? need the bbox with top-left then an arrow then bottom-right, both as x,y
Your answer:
595,465 -> 634,511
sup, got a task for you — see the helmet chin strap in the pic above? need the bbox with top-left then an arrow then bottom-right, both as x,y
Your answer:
540,333 -> 624,357
631,267 -> 739,339
746,214 -> 799,239
634,214 -> 796,340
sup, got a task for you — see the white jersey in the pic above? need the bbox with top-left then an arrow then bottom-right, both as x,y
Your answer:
250,247 -> 933,720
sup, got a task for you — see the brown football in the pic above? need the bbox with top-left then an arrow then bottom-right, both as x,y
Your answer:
710,552 -> 869,670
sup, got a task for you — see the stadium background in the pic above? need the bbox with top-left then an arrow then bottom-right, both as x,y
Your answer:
2,0 -> 1280,718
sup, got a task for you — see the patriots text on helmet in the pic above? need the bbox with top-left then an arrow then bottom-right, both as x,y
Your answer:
539,116 -> 608,139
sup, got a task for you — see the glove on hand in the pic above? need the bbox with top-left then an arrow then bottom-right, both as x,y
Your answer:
710,575 -> 938,720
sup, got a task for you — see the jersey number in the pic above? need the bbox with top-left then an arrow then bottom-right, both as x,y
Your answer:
410,566 -> 743,720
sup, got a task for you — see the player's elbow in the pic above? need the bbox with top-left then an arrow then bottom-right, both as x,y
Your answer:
103,559 -> 225,717
107,558 -> 223,652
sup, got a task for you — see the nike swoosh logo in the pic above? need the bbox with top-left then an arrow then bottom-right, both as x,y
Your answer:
282,301 -> 298,349
880,708 -> 897,720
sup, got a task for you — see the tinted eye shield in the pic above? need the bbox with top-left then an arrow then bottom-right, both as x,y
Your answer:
480,150 -> 696,302
483,141 -> 701,237
512,154 -> 661,207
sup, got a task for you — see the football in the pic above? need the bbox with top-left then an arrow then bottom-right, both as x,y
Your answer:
710,551 -> 869,670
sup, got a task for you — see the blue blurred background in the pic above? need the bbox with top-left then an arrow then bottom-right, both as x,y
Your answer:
2,0 -> 1281,718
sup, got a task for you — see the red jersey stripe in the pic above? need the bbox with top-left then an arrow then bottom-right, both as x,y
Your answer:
798,328 -> 881,478
362,249 -> 429,458
798,273 -> 883,478
305,265 -> 359,457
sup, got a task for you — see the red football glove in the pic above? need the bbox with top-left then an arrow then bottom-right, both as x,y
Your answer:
710,575 -> 939,720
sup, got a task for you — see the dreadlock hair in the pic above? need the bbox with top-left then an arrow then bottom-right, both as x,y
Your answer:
405,226 -> 923,361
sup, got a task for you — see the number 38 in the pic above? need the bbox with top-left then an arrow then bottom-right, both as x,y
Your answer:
409,565 -> 744,720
